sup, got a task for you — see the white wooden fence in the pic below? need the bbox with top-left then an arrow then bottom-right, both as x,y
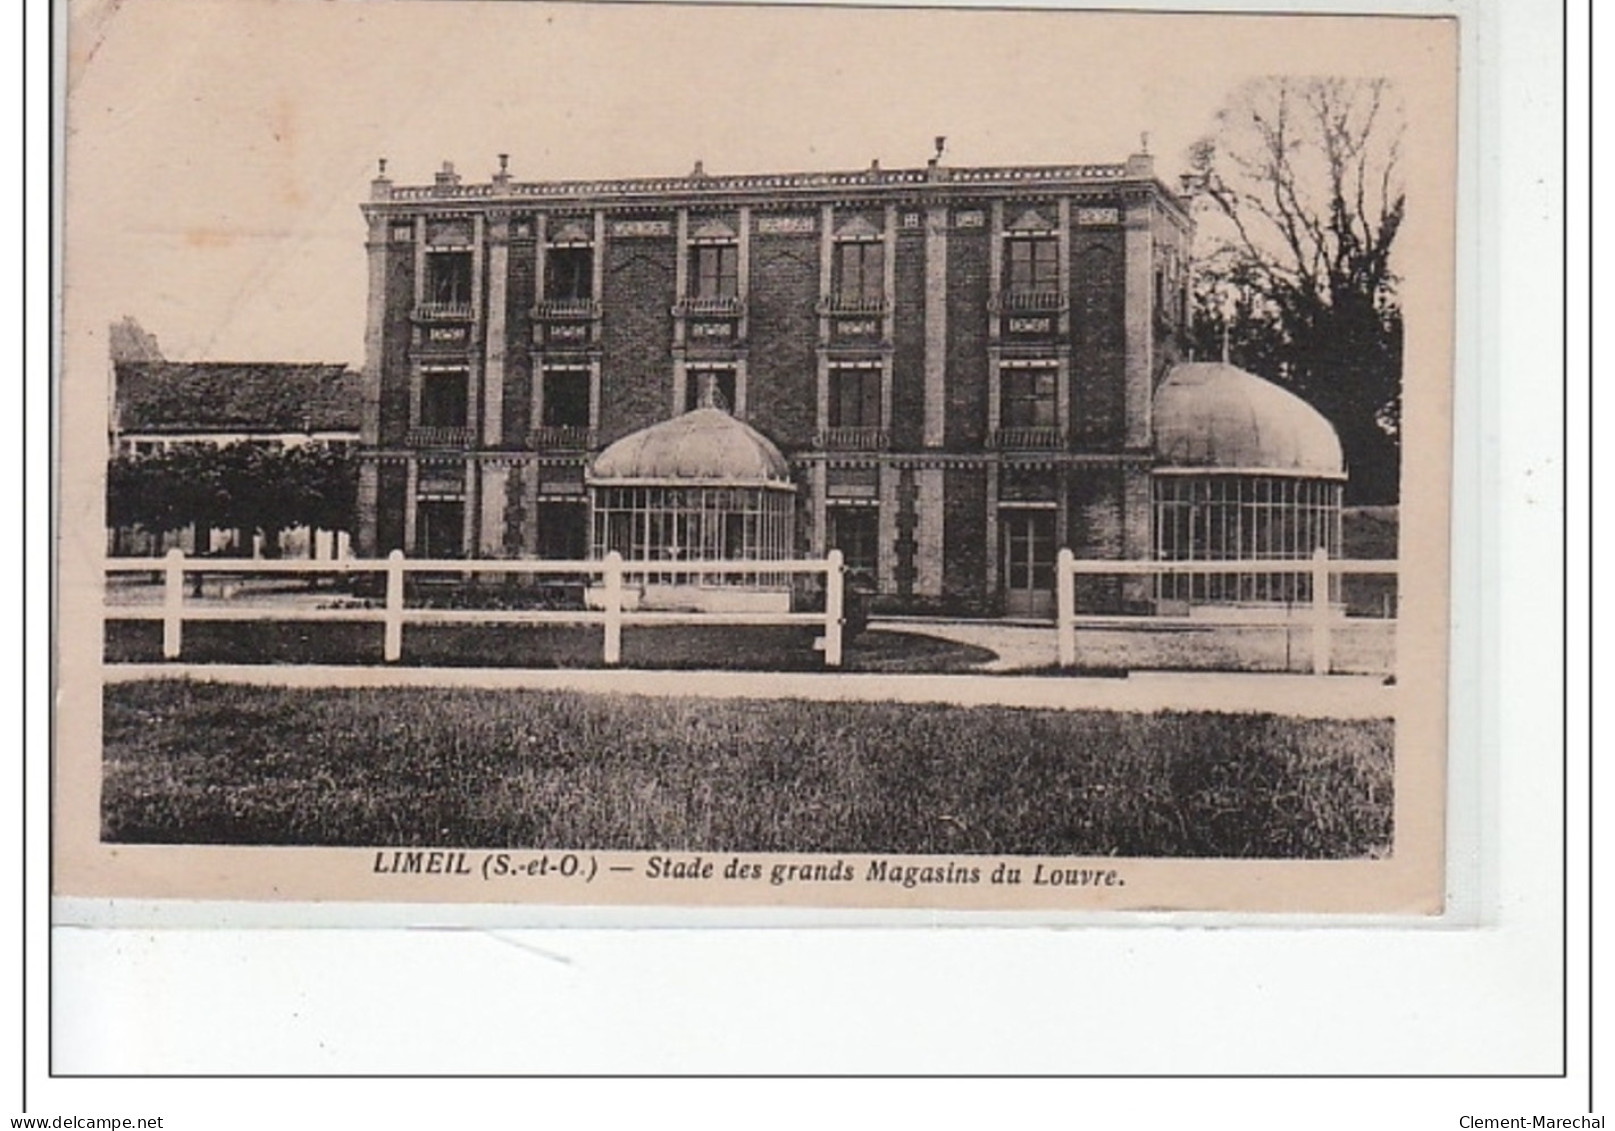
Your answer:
1055,547 -> 1399,675
104,548 -> 846,667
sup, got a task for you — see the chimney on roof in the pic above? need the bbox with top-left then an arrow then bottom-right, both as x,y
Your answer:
370,157 -> 393,202
690,159 -> 706,178
1125,141 -> 1155,179
433,161 -> 461,194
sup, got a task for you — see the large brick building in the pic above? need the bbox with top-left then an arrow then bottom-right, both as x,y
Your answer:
354,149 -> 1336,617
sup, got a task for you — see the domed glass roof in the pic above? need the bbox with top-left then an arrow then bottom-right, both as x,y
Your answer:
589,407 -> 794,487
1153,362 -> 1345,478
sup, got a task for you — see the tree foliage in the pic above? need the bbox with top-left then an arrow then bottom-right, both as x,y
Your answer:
1189,77 -> 1405,503
107,442 -> 357,555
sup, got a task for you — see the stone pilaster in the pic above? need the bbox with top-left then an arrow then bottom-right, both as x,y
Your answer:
1123,198 -> 1155,450
483,213 -> 510,447
356,459 -> 379,557
360,213 -> 389,447
479,461 -> 508,557
914,466 -> 945,597
877,463 -> 900,594
923,207 -> 948,447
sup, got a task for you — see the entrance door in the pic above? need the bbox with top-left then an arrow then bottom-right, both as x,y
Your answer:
1001,510 -> 1055,618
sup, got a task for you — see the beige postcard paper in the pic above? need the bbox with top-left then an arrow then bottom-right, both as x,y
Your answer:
55,1 -> 1458,916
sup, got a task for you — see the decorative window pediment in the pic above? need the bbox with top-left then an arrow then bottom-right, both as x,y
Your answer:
689,217 -> 738,244
427,220 -> 474,247
1006,207 -> 1055,233
547,219 -> 592,246
833,214 -> 882,242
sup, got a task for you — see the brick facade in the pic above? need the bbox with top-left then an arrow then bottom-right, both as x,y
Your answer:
356,154 -> 1192,615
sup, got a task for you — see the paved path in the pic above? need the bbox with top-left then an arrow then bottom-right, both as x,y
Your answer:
103,663 -> 1395,719
872,616 -> 1059,672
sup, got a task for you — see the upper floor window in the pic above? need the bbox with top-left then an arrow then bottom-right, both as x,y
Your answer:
1005,237 -> 1058,293
425,251 -> 473,307
1000,365 -> 1058,429
691,244 -> 739,300
835,241 -> 884,305
686,367 -> 736,413
829,365 -> 882,429
420,369 -> 469,428
542,368 -> 591,428
545,247 -> 593,301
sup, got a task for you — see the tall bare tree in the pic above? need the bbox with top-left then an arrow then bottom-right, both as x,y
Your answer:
1188,77 -> 1405,504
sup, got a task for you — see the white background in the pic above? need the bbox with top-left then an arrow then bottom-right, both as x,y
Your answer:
18,0 -> 1595,1125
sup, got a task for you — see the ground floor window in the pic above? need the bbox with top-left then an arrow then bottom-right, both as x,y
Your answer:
536,501 -> 588,560
1000,508 -> 1057,618
1153,474 -> 1343,603
415,499 -> 465,559
828,506 -> 878,583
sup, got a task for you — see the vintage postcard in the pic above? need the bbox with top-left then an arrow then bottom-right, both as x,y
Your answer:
54,0 -> 1458,916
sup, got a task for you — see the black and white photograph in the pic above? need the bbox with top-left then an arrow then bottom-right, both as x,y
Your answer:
55,0 -> 1457,913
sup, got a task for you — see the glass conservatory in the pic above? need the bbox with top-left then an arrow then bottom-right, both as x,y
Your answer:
1151,362 -> 1347,606
586,390 -> 798,611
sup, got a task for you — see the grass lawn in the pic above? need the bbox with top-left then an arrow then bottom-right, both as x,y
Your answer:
102,680 -> 1393,858
103,622 -> 995,673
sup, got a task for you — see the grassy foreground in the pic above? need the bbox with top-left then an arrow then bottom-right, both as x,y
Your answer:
102,680 -> 1393,858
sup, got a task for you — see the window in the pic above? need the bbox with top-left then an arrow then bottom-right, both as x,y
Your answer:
425,252 -> 472,306
829,507 -> 878,583
420,370 -> 469,428
415,500 -> 464,558
1005,237 -> 1058,292
545,247 -> 592,301
686,368 -> 736,413
829,366 -> 882,429
541,369 -> 591,428
835,241 -> 884,304
1000,366 -> 1058,429
536,502 -> 588,560
1152,475 -> 1343,603
691,244 -> 739,299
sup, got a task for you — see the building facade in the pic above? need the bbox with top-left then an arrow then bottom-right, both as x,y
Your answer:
354,151 -> 1202,615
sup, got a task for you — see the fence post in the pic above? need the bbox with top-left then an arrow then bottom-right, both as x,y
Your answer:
1310,546 -> 1331,676
384,549 -> 404,662
162,547 -> 185,659
602,551 -> 623,666
824,549 -> 844,668
1056,548 -> 1075,668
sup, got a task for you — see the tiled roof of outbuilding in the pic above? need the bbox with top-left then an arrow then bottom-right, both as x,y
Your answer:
114,362 -> 362,435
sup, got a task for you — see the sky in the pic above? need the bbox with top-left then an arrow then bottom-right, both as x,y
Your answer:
61,0 -> 1454,367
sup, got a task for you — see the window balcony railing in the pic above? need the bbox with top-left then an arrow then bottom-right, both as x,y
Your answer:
532,297 -> 601,320
817,426 -> 889,451
990,290 -> 1067,314
531,424 -> 597,450
816,295 -> 889,317
989,425 -> 1065,450
672,295 -> 745,318
414,301 -> 476,321
408,426 -> 477,448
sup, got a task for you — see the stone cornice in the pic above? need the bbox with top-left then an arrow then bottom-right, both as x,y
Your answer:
362,162 -> 1191,220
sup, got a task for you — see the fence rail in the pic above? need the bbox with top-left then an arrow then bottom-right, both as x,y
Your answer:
105,549 -> 846,667
1055,547 -> 1399,674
